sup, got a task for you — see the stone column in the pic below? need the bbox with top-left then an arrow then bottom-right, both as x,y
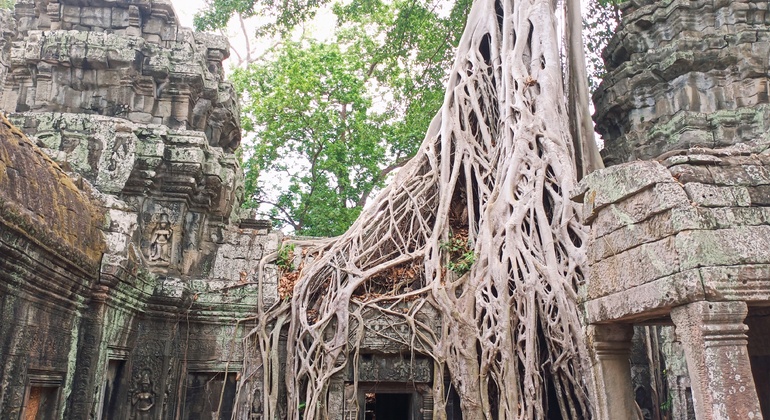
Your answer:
589,324 -> 641,420
670,301 -> 762,420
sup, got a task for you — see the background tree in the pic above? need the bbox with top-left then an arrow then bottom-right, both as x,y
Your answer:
198,0 -> 617,236
231,40 -> 387,235
584,0 -> 621,93
203,0 -> 471,236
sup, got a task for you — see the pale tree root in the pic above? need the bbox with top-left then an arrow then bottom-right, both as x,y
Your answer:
240,0 -> 600,418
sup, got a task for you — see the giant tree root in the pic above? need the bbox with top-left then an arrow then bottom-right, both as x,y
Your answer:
243,0 -> 598,418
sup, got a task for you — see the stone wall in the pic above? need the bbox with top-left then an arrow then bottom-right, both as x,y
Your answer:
588,1 -> 770,418
0,9 -> 13,90
0,114 -> 106,418
3,0 -> 239,151
0,1 -> 280,419
593,0 -> 770,165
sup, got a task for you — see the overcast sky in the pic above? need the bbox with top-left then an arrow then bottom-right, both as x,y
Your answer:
170,0 -> 203,28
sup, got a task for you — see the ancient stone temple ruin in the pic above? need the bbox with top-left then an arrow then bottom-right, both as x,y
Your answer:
2,0 -> 770,418
0,0 -> 275,418
584,0 -> 770,418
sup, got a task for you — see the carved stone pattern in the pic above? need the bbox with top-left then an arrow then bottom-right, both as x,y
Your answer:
355,356 -> 432,383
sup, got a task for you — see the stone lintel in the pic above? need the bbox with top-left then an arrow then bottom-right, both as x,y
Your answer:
584,269 -> 704,324
700,264 -> 770,302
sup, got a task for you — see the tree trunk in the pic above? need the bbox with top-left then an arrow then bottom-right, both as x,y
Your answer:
244,0 -> 596,417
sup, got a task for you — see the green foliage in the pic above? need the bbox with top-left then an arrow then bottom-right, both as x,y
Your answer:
583,0 -> 621,94
276,243 -> 296,272
194,0 -> 324,36
440,235 -> 476,275
0,0 -> 14,9
227,0 -> 468,237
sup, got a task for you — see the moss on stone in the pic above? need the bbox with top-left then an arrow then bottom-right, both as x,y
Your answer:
0,114 -> 105,271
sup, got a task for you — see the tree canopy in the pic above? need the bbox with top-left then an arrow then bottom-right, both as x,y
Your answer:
197,0 -> 616,237
205,0 -> 471,236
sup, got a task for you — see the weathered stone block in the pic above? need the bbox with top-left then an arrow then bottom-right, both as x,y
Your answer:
683,183 -> 751,207
127,111 -> 153,124
111,6 -> 130,28
584,269 -> 705,323
588,235 -> 680,299
711,163 -> 770,186
668,162 -> 715,184
590,181 -> 690,239
587,206 -> 705,263
700,264 -> 770,302
576,160 -> 674,222
60,5 -> 80,24
662,153 -> 722,168
80,7 -> 111,27
747,185 -> 770,205
677,225 -> 770,270
694,206 -> 770,228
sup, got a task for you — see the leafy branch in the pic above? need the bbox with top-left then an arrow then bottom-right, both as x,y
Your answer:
440,234 -> 476,275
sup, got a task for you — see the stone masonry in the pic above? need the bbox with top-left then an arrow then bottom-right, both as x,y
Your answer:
585,0 -> 770,419
593,0 -> 770,166
0,1 -> 281,419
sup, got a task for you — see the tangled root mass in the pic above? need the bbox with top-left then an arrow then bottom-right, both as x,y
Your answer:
244,0 -> 601,418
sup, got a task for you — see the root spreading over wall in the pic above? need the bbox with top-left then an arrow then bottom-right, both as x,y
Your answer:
246,0 -> 600,418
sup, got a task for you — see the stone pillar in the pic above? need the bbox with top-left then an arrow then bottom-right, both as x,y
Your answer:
589,324 -> 641,420
670,301 -> 762,420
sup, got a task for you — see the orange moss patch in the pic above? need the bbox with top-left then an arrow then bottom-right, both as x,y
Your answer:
0,114 -> 105,271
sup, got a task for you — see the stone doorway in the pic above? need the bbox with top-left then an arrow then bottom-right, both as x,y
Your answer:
364,392 -> 413,420
354,384 -> 423,420
22,372 -> 63,420
340,353 -> 434,419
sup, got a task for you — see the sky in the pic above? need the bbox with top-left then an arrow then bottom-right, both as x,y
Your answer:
169,0 -> 337,69
170,0 -> 203,28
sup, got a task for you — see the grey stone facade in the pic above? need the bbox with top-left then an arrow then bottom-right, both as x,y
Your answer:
0,1 -> 278,418
586,0 -> 770,419
593,0 -> 770,166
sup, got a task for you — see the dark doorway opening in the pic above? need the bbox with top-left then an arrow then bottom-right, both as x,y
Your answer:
101,359 -> 126,419
24,386 -> 59,419
184,371 -> 238,420
365,393 -> 412,420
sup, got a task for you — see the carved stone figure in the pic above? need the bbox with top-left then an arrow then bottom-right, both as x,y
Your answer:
149,214 -> 172,263
250,389 -> 262,419
131,370 -> 155,420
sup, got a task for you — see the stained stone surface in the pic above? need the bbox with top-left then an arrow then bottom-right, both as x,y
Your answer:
0,9 -> 13,90
0,1 -> 277,419
579,147 -> 770,419
2,0 -> 240,152
579,143 -> 770,322
593,0 -> 770,165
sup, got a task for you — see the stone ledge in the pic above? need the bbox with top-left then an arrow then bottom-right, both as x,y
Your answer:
585,264 -> 770,323
584,268 -> 705,324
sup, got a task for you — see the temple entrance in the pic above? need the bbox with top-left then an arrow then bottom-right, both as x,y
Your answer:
364,392 -> 412,420
346,384 -> 425,420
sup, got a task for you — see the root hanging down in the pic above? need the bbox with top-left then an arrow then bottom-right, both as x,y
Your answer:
243,0 -> 600,418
